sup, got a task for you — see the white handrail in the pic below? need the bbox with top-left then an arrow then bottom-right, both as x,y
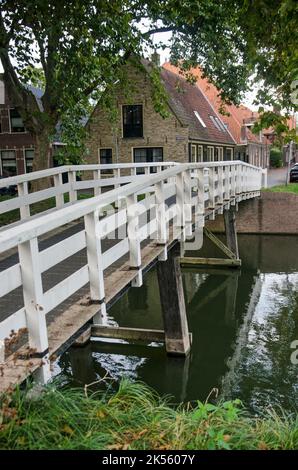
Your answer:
0,160 -> 262,375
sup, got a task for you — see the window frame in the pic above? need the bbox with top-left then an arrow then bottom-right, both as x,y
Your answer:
207,146 -> 214,162
122,104 -> 143,138
9,108 -> 26,133
226,147 -> 233,161
24,148 -> 34,173
133,147 -> 163,174
0,149 -> 17,176
98,148 -> 113,174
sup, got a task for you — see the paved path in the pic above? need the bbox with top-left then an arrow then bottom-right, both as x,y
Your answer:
267,167 -> 288,187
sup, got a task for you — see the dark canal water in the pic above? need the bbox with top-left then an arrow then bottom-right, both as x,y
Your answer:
55,235 -> 298,413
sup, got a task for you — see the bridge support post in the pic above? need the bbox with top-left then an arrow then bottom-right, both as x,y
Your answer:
224,206 -> 239,259
157,249 -> 191,356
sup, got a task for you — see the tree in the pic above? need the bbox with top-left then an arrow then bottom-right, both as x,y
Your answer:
0,1 -> 297,179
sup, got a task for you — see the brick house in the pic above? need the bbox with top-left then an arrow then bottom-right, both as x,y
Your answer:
0,74 -> 64,177
163,63 -> 270,168
85,59 -> 236,170
0,74 -> 38,176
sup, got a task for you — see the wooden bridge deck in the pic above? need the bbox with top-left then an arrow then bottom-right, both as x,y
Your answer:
0,161 -> 263,392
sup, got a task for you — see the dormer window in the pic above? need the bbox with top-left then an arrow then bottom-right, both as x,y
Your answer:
10,108 -> 25,132
122,105 -> 143,138
194,110 -> 206,128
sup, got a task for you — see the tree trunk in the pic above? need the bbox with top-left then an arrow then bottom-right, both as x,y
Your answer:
32,126 -> 54,191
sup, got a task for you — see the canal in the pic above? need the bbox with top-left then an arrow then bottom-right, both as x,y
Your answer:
55,235 -> 298,414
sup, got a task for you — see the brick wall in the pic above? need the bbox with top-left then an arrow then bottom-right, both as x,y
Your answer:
85,65 -> 189,167
206,192 -> 298,234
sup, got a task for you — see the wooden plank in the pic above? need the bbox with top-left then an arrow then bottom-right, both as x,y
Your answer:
204,226 -> 236,259
92,326 -> 166,342
180,257 -> 241,267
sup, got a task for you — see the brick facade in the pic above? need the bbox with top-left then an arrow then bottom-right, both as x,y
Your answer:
85,66 -> 189,166
0,78 -> 36,176
206,192 -> 298,234
85,63 -> 236,167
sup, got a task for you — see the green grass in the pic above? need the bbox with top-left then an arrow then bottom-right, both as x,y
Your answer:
0,192 -> 92,227
263,183 -> 298,194
0,380 -> 297,450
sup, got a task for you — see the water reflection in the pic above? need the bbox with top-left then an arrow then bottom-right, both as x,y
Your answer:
56,235 -> 298,413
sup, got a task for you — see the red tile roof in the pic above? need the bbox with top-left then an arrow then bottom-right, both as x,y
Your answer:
163,63 -> 270,145
160,67 -> 235,145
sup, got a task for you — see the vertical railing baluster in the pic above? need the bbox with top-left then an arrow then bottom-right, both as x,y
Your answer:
54,173 -> 64,208
18,237 -> 51,383
68,170 -> 77,203
18,181 -> 30,219
84,209 -> 107,324
126,194 -> 142,287
175,171 -> 185,241
93,169 -> 101,197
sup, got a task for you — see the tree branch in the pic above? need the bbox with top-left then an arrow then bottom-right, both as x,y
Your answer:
143,26 -> 175,38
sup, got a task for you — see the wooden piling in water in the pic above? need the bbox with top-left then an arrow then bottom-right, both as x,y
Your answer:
157,249 -> 191,356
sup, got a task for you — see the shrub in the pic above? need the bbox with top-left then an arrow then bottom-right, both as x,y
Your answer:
270,147 -> 283,168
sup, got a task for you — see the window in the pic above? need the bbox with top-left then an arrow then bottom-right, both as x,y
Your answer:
25,149 -> 34,173
133,147 -> 163,174
207,146 -> 214,162
1,150 -> 17,176
123,105 -> 143,138
99,148 -> 113,174
190,145 -> 197,162
216,147 -> 223,161
194,111 -> 206,128
226,147 -> 233,160
9,108 -> 25,132
197,145 -> 203,162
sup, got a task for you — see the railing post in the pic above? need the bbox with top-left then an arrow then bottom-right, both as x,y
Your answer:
230,165 -> 236,205
155,180 -> 168,251
184,169 -> 193,236
217,166 -> 224,214
224,164 -> 231,209
175,171 -> 185,240
68,170 -> 77,203
126,194 -> 142,287
114,168 -> 121,208
208,167 -> 215,220
54,173 -> 64,208
195,168 -> 205,229
93,169 -> 101,197
84,209 -> 107,324
18,237 -> 51,383
18,181 -> 30,219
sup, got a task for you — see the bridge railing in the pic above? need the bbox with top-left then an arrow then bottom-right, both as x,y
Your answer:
0,161 -> 262,370
0,162 -> 177,226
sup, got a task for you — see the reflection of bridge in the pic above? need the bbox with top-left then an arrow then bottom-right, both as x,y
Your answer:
0,161 -> 263,391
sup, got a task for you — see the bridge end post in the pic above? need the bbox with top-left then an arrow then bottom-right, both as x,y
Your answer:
157,248 -> 191,356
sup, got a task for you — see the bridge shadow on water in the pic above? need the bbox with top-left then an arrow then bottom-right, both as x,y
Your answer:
56,234 -> 298,414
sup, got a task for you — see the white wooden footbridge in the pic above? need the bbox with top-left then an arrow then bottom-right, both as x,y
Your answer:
0,161 -> 264,392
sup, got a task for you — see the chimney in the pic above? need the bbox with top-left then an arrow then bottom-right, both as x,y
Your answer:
151,52 -> 160,67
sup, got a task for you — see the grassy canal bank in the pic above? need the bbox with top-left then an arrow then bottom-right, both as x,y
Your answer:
0,380 -> 297,450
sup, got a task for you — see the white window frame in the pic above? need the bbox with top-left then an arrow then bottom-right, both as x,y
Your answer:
190,144 -> 197,162
216,147 -> 223,161
0,149 -> 17,176
226,147 -> 233,160
197,145 -> 203,162
24,148 -> 34,174
98,147 -> 113,174
207,146 -> 214,162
